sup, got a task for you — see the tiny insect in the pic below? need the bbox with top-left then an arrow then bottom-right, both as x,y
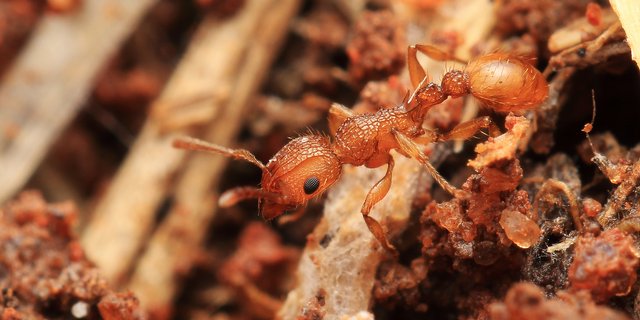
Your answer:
174,44 -> 549,253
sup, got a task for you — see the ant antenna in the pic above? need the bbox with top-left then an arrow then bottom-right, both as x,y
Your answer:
173,136 -> 270,175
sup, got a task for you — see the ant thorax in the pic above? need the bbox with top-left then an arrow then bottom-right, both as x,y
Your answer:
332,106 -> 422,168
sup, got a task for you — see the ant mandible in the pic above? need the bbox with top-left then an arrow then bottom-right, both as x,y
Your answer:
174,44 -> 549,254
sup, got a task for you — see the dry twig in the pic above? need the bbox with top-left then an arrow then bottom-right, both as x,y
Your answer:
127,0 -> 300,314
80,0 -> 300,313
0,0 -> 158,203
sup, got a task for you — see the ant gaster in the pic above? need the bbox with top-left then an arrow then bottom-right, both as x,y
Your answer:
174,45 -> 549,254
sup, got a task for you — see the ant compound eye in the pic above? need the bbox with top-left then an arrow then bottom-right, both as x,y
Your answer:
303,177 -> 320,195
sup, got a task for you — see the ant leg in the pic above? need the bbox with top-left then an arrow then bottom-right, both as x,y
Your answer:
392,129 -> 466,198
361,157 -> 398,254
278,206 -> 306,225
439,116 -> 501,141
328,103 -> 354,136
408,45 -> 428,89
362,157 -> 395,214
412,44 -> 467,64
414,129 -> 438,145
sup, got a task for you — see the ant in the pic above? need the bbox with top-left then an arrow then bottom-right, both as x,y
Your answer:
174,44 -> 549,254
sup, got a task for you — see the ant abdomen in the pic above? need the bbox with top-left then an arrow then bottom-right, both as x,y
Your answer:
464,53 -> 548,112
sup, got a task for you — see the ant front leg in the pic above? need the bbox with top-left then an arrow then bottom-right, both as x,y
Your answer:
392,129 -> 467,198
439,116 -> 501,141
361,157 -> 398,255
277,206 -> 306,225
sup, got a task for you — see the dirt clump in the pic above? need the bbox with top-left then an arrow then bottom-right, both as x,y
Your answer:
0,191 -> 146,319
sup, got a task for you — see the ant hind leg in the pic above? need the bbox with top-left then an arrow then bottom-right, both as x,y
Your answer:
439,116 -> 501,141
408,45 -> 428,89
392,129 -> 467,198
361,157 -> 398,255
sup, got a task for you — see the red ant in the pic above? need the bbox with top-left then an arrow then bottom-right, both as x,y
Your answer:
174,45 -> 549,253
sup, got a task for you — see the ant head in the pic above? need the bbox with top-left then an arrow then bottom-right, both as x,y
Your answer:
174,135 -> 341,220
258,135 -> 341,219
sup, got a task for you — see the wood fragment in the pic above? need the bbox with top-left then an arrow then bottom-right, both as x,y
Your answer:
609,0 -> 640,67
0,0 -> 158,203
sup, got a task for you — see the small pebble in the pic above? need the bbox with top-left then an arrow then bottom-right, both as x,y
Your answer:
71,301 -> 89,319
